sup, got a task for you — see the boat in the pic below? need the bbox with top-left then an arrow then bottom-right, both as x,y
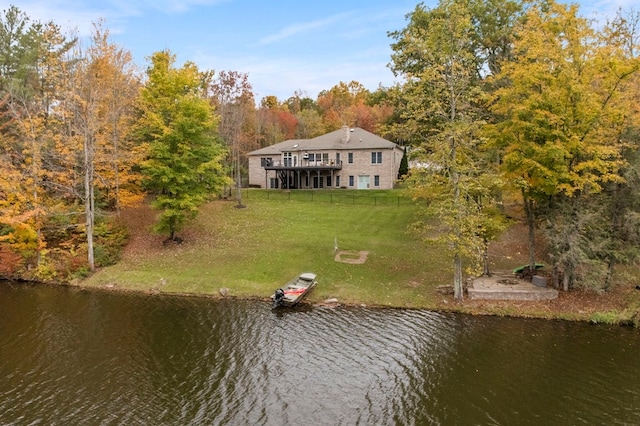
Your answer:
513,263 -> 544,276
271,272 -> 318,308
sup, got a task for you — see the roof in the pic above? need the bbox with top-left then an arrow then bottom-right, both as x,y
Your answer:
248,127 -> 399,156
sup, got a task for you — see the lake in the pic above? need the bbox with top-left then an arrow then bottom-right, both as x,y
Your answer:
1,282 -> 638,425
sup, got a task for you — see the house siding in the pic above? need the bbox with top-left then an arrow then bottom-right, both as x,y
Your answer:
247,128 -> 404,190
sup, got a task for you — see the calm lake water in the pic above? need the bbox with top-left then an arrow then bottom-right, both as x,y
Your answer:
1,282 -> 639,425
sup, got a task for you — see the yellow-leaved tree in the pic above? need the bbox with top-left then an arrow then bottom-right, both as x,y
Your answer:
1,7 -> 76,279
487,1 -> 640,290
390,0 -> 512,299
66,21 -> 141,271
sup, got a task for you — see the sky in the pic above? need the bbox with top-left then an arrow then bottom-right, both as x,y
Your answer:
2,0 -> 636,102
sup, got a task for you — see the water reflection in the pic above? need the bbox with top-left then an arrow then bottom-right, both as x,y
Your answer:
0,282 -> 638,425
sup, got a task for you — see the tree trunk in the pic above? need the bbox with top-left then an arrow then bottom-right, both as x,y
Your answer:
84,132 -> 95,272
604,257 -> 614,290
523,191 -> 536,273
604,185 -> 622,290
562,267 -> 571,292
482,238 -> 491,276
235,149 -> 244,207
451,130 -> 463,300
112,121 -> 121,216
169,216 -> 176,241
551,264 -> 559,288
454,253 -> 463,300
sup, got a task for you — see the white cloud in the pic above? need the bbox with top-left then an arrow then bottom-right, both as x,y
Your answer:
257,12 -> 352,46
194,46 -> 396,102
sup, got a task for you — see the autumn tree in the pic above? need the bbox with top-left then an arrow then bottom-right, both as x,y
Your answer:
88,23 -> 141,215
375,85 -> 419,146
256,96 -> 297,147
597,9 -> 640,289
0,6 -> 77,277
487,1 -> 640,290
294,107 -> 324,139
255,85 -> 393,149
0,96 -> 32,274
135,51 -> 230,241
209,70 -> 255,206
66,21 -> 140,271
391,0 -> 509,299
286,91 -> 324,138
317,81 -> 370,131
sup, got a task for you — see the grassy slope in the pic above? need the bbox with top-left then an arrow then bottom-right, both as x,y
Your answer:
85,191 -> 452,308
83,190 -> 640,323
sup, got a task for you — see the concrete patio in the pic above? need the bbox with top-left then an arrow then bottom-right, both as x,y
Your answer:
468,274 -> 559,301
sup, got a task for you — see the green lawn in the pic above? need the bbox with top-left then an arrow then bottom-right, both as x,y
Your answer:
80,189 -> 640,324
83,189 -> 453,308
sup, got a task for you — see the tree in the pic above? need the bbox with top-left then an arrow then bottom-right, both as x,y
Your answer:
1,7 -> 77,276
294,108 -> 324,139
135,51 -> 230,241
0,5 -> 33,87
256,96 -> 297,147
66,21 -> 140,271
0,95 -> 36,274
486,1 -> 640,290
209,70 -> 255,207
317,81 -> 371,131
91,24 -> 141,215
286,91 -> 324,138
390,0 -> 506,299
398,146 -> 408,179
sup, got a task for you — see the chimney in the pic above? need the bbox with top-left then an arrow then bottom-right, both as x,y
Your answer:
341,125 -> 350,143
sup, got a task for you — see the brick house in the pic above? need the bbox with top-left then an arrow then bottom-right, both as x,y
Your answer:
247,126 -> 404,189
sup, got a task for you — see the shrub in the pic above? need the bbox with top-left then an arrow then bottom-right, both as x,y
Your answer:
93,219 -> 129,267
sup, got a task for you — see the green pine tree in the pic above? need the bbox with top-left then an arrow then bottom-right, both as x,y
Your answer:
398,146 -> 409,179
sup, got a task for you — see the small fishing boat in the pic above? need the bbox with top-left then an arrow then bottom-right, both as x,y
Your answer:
512,263 -> 545,274
271,272 -> 318,308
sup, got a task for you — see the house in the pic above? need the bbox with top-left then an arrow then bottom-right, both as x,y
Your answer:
247,126 -> 404,190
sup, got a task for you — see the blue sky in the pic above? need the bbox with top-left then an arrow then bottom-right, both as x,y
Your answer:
2,0 -> 634,101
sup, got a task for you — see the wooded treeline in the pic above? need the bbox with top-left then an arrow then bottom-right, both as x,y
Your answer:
1,1 -> 640,297
0,5 -> 397,282
394,0 -> 640,298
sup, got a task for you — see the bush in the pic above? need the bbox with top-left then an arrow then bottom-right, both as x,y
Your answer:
32,251 -> 58,282
93,219 -> 129,267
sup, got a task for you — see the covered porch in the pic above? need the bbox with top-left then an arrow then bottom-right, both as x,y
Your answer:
263,163 -> 343,189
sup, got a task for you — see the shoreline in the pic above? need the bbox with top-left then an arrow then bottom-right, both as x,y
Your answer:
4,197 -> 639,328
4,277 -> 638,327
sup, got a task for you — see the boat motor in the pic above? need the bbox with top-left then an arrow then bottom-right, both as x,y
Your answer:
273,288 -> 285,307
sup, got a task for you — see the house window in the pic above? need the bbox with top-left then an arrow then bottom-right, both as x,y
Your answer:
349,175 -> 354,187
336,153 -> 341,165
322,153 -> 329,163
261,157 -> 272,167
283,152 -> 292,166
326,176 -> 331,187
308,153 -> 315,162
269,178 -> 279,189
348,152 -> 353,164
371,151 -> 382,164
374,175 -> 380,187
336,176 -> 340,187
